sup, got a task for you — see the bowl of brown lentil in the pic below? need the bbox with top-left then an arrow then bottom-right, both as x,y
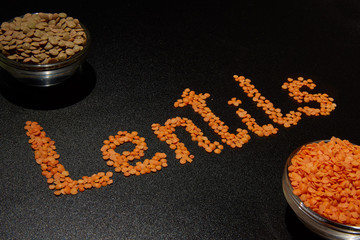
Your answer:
0,12 -> 90,87
282,137 -> 360,240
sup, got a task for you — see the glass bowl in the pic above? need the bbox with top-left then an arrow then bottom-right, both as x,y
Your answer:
0,14 -> 91,87
282,140 -> 360,240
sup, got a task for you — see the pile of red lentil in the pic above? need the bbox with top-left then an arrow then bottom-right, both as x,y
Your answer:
288,137 -> 360,226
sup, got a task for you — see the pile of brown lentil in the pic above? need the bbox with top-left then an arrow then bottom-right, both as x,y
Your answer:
25,121 -> 113,196
101,131 -> 168,176
174,88 -> 251,148
233,75 -> 336,128
288,137 -> 360,226
0,12 -> 87,64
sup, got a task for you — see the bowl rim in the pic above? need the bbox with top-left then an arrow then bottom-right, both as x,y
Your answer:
0,12 -> 91,70
283,139 -> 360,232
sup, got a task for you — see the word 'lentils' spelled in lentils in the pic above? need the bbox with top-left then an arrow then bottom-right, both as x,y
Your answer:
24,75 -> 338,196
288,137 -> 360,226
25,121 -> 113,196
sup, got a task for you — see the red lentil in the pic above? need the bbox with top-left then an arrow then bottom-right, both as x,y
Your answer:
288,137 -> 360,226
23,75 -> 338,196
282,77 -> 336,116
100,130 -> 168,176
24,121 -> 114,196
233,75 -> 336,127
174,88 -> 251,148
228,97 -> 278,136
152,116 -> 223,164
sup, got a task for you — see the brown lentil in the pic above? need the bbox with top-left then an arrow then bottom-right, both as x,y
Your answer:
1,12 -> 87,64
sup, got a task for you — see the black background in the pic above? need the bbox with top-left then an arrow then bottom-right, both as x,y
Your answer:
1,1 -> 360,239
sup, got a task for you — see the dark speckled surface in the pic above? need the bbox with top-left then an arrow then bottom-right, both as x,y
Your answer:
1,1 -> 360,239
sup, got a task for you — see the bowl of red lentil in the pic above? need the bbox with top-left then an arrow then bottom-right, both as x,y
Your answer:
0,12 -> 90,87
282,137 -> 360,239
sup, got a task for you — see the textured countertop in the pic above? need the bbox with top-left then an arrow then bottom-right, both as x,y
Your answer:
1,1 -> 360,239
